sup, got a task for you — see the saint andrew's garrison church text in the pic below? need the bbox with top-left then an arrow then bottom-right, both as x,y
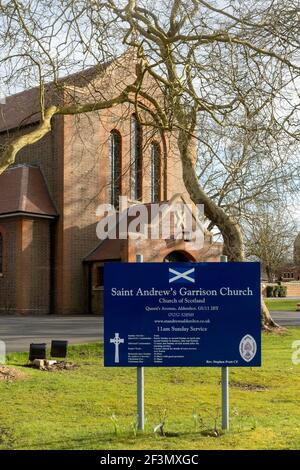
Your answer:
0,55 -> 223,316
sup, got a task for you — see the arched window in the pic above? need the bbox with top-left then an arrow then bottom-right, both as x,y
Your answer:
130,114 -> 143,201
151,142 -> 161,203
0,233 -> 3,274
110,130 -> 122,209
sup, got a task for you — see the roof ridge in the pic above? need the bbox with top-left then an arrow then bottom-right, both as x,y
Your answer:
7,163 -> 39,170
0,50 -> 133,102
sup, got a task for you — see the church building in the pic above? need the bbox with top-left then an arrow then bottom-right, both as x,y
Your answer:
0,55 -> 222,315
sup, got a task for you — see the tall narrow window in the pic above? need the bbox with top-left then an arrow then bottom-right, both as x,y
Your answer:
151,142 -> 161,203
0,233 -> 3,274
130,114 -> 143,200
110,130 -> 122,209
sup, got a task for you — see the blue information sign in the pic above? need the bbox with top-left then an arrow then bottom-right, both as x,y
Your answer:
104,262 -> 261,367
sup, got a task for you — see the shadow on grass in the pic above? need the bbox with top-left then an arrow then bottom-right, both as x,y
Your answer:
23,427 -> 234,450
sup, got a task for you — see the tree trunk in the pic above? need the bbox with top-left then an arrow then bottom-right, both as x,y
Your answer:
266,266 -> 273,283
178,130 -> 280,329
261,296 -> 279,330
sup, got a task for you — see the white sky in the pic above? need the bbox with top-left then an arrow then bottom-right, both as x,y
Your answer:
291,206 -> 300,230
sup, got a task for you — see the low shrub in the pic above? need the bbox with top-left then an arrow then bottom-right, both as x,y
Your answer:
266,285 -> 287,297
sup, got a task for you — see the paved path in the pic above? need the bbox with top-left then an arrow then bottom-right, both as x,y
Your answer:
1,311 -> 300,353
269,297 -> 300,300
0,316 -> 103,353
270,311 -> 300,327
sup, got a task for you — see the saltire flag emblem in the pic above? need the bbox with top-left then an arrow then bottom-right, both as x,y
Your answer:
168,267 -> 195,283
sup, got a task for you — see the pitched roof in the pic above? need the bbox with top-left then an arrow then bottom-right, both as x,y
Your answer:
0,69 -> 102,133
0,164 -> 57,218
0,86 -> 41,133
84,238 -> 123,262
0,59 -> 113,133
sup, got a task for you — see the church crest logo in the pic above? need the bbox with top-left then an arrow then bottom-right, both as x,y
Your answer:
239,335 -> 257,362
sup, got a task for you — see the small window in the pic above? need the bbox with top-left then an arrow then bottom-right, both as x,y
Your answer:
130,114 -> 143,200
95,266 -> 104,288
110,131 -> 122,209
151,142 -> 161,203
0,233 -> 3,275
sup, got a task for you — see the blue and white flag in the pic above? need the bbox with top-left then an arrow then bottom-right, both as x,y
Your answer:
168,267 -> 195,284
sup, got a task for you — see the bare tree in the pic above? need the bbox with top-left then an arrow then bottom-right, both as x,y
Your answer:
1,0 -> 300,327
244,207 -> 297,282
197,121 -> 299,226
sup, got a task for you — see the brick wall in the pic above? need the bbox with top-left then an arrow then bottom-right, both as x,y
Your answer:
58,112 -> 101,313
0,216 -> 51,314
0,219 -> 18,313
0,117 -> 64,315
285,283 -> 300,297
58,96 -> 192,314
17,218 -> 51,314
0,58 -> 212,316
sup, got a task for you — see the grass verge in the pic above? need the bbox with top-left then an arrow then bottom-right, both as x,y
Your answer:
1,328 -> 300,450
265,299 -> 300,312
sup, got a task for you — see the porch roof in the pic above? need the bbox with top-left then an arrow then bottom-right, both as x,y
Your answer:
84,238 -> 122,262
0,164 -> 57,218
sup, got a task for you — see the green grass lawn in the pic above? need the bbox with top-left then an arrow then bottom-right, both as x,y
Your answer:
1,329 -> 300,450
265,298 -> 300,312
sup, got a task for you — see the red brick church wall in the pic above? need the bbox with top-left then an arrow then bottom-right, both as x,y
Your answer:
0,58 -> 214,315
0,217 -> 51,314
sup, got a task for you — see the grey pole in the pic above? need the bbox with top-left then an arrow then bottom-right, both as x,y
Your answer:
136,253 -> 145,431
221,365 -> 229,430
137,366 -> 145,431
220,254 -> 229,430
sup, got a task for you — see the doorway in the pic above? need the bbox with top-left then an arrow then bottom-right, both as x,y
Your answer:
164,250 -> 195,262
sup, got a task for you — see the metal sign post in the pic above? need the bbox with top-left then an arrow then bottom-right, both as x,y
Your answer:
136,253 -> 145,431
220,254 -> 229,430
221,365 -> 229,430
137,365 -> 145,431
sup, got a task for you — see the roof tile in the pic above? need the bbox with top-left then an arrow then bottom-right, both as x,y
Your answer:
0,165 -> 57,217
